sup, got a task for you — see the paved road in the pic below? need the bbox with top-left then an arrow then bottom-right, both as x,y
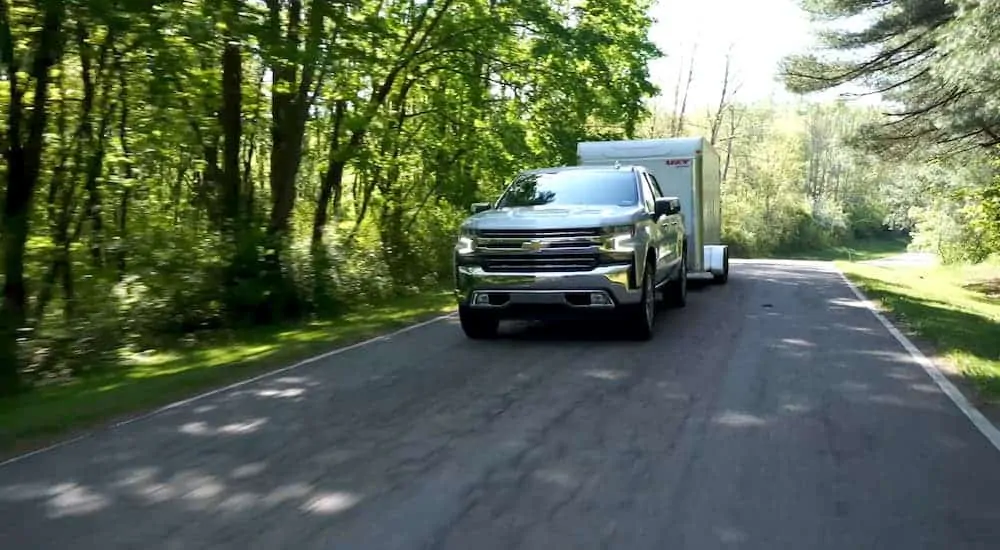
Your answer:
2,260 -> 1000,549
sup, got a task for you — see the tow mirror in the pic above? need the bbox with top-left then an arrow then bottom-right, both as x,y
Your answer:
653,197 -> 681,217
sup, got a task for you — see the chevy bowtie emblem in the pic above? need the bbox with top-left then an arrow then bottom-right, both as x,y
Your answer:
522,239 -> 548,251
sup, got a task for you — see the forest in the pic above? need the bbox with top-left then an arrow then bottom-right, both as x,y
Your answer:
0,0 -> 998,400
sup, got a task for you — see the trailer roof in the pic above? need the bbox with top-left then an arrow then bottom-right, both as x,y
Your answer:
577,136 -> 709,161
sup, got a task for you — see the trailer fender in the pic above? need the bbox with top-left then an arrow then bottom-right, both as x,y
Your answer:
703,245 -> 729,280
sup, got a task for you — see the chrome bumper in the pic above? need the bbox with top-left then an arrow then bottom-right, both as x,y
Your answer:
454,263 -> 642,309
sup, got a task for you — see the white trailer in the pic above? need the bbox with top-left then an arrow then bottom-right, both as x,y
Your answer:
576,136 -> 729,283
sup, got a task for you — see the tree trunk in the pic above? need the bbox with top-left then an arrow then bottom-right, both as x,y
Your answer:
220,40 -> 243,227
116,50 -> 134,279
0,3 -> 63,394
312,100 -> 346,249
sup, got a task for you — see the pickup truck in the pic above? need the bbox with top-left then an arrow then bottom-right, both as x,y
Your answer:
452,164 -> 688,340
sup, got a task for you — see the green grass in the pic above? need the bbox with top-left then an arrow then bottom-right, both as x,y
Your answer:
0,290 -> 456,454
776,236 -> 910,262
837,258 -> 1000,402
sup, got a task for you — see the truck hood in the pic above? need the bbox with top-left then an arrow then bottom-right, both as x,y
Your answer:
463,205 -> 643,231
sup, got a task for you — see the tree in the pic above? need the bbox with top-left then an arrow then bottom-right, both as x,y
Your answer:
0,0 -> 661,394
779,0 -> 1000,261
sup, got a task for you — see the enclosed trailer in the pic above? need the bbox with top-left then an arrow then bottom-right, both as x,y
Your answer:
576,136 -> 729,282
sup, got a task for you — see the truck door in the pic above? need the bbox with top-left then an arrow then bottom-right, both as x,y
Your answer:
641,173 -> 677,284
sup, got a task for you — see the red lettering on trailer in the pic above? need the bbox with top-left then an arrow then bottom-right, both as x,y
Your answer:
665,159 -> 691,166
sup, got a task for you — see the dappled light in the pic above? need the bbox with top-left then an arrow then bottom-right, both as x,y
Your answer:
831,323 -> 877,335
255,387 -> 306,399
835,381 -> 870,393
827,297 -> 870,310
47,483 -> 112,518
712,526 -> 749,544
230,462 -> 268,479
582,369 -> 629,381
1,0 -> 999,540
3,259 -> 1000,548
0,462 -> 364,524
533,469 -> 577,489
780,338 -> 815,348
0,482 -> 111,518
179,418 -> 269,436
885,368 -> 921,382
301,492 -> 363,515
910,383 -> 940,394
713,411 -> 768,428
781,402 -> 812,414
851,349 -> 919,364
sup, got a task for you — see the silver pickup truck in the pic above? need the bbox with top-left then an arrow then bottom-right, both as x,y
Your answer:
453,164 -> 688,340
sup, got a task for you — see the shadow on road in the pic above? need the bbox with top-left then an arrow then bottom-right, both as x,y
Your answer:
849,272 -> 1000,398
4,261 -> 1000,549
485,281 -> 716,343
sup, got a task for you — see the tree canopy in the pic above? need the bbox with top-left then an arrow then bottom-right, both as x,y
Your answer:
0,0 -> 660,393
2,0 -> 997,400
779,0 -> 1000,261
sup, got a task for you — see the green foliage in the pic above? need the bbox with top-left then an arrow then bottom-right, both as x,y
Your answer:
777,0 -> 1000,266
0,0 -> 660,394
652,100 -> 899,258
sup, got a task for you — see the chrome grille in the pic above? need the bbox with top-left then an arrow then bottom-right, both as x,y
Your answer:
474,227 -> 605,272
477,228 -> 603,239
481,253 -> 599,273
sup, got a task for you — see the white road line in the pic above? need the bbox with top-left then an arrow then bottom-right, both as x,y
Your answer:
0,312 -> 457,469
835,267 -> 1000,454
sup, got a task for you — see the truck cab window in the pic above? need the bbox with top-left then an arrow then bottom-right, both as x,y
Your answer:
646,173 -> 665,197
496,170 -> 640,208
640,175 -> 657,212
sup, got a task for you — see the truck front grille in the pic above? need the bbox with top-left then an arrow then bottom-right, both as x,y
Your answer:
476,228 -> 603,251
480,253 -> 599,273
473,227 -> 605,273
477,228 -> 603,240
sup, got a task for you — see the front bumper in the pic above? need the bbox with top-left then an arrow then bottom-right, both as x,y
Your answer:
454,263 -> 642,318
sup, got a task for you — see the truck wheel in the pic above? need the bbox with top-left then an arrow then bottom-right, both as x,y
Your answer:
459,306 -> 499,339
627,259 -> 656,341
666,253 -> 688,308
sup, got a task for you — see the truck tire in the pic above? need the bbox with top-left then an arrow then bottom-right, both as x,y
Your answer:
459,306 -> 499,339
665,253 -> 688,308
627,259 -> 656,341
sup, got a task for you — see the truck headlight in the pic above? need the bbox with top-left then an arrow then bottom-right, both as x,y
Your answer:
455,228 -> 477,255
603,224 -> 637,250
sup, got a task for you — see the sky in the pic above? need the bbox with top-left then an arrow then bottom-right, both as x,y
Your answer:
645,0 -> 879,111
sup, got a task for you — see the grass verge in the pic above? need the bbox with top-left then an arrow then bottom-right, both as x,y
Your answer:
837,258 -> 1000,402
776,236 -> 910,262
0,290 -> 456,455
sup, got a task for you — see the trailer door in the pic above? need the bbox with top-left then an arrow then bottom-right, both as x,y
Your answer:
644,159 -> 698,268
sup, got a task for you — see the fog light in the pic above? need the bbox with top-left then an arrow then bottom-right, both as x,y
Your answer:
590,292 -> 612,305
474,293 -> 491,305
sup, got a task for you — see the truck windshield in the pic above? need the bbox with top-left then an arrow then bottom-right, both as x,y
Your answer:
496,170 -> 639,208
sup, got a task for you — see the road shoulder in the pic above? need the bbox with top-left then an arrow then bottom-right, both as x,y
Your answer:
834,260 -> 1000,452
0,295 -> 457,464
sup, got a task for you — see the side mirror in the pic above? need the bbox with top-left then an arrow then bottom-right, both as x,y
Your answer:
471,202 -> 491,214
653,197 -> 681,218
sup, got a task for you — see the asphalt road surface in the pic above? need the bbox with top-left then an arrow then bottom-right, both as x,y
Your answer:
2,260 -> 1000,549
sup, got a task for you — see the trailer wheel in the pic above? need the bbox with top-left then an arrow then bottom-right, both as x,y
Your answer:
713,248 -> 729,285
